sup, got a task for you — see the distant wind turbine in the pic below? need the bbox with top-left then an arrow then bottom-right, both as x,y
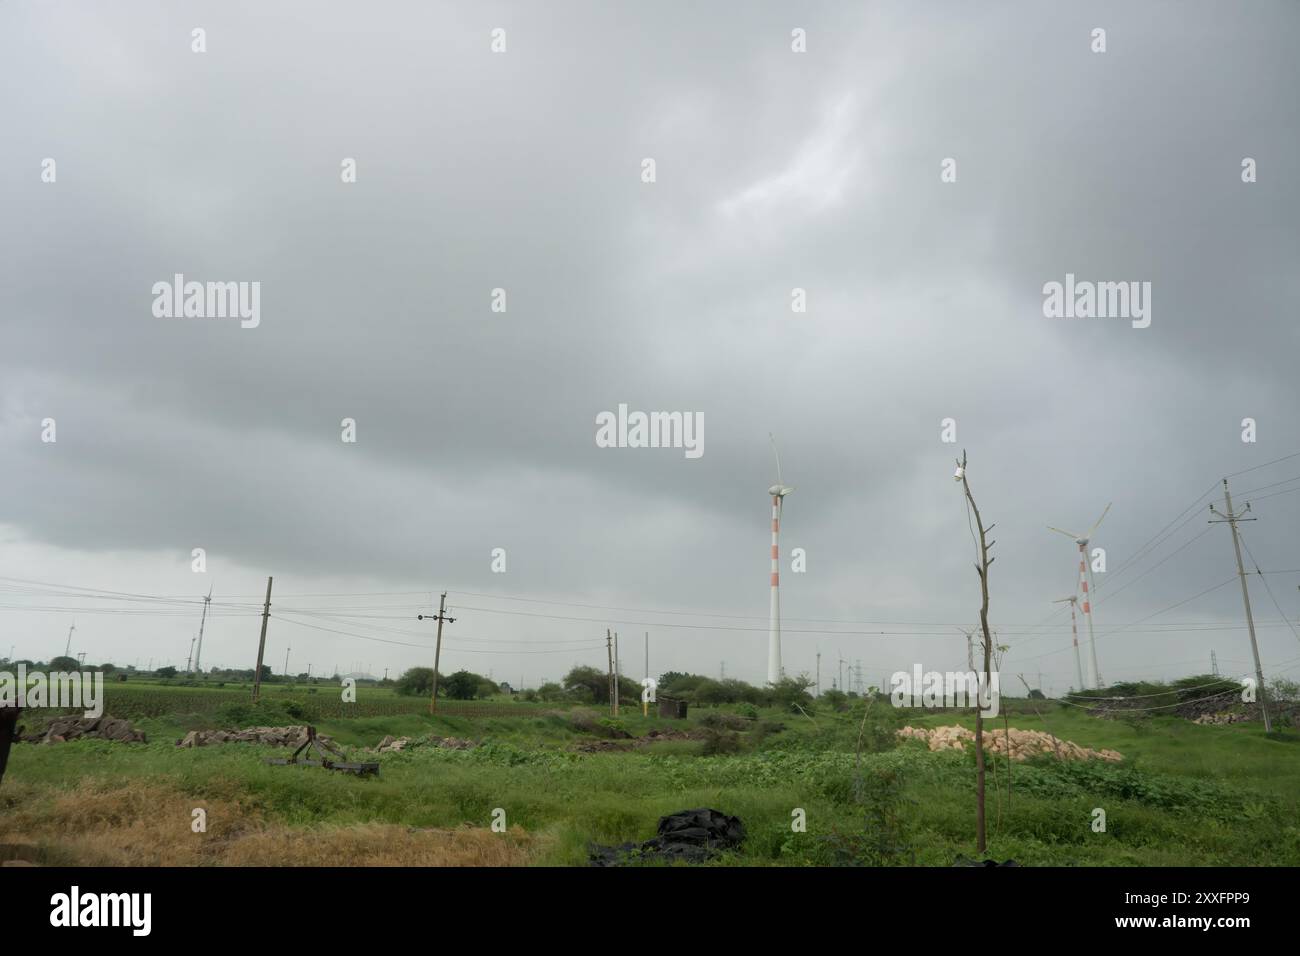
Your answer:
1048,503 -> 1111,688
1052,593 -> 1084,691
767,435 -> 794,686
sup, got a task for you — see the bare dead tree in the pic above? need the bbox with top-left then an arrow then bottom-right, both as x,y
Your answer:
955,450 -> 996,854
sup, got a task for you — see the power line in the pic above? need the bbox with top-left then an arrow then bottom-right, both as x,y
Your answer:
1237,531 -> 1300,648
1006,576 -> 1240,664
1225,450 -> 1300,478
1092,524 -> 1216,609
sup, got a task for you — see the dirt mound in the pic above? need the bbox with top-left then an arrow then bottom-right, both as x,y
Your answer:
176,726 -> 338,751
571,739 -> 632,753
898,725 -> 1122,762
372,734 -> 475,753
640,728 -> 704,742
24,716 -> 146,745
571,728 -> 705,753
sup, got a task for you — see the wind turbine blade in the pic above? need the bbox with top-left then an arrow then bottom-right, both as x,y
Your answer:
1088,502 -> 1112,538
769,433 -> 784,486
1047,525 -> 1081,539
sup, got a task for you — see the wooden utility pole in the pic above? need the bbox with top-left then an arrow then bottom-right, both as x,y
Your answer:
418,593 -> 456,714
956,452 -> 996,854
1210,480 -> 1272,733
252,576 -> 273,702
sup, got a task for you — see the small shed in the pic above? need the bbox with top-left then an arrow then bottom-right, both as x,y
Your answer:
658,698 -> 688,719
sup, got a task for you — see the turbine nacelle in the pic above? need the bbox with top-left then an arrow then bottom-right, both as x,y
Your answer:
769,484 -> 794,498
1048,502 -> 1111,549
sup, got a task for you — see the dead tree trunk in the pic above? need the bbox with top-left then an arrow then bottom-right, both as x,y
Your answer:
957,451 -> 996,855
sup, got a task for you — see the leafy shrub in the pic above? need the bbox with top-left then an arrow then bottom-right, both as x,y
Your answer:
700,728 -> 742,755
816,766 -> 913,865
698,712 -> 749,731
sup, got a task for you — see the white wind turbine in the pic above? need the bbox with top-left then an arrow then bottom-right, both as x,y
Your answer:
1048,503 -> 1111,689
1052,593 -> 1085,692
767,435 -> 794,686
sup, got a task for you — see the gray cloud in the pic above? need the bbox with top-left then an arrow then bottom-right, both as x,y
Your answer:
2,1 -> 1298,690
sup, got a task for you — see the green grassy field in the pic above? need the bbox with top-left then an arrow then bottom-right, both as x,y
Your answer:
3,689 -> 1298,866
78,679 -> 544,719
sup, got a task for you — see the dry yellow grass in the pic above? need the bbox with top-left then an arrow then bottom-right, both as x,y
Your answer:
0,780 -> 538,867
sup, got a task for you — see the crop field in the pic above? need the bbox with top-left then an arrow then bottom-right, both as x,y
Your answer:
3,688 -> 1298,867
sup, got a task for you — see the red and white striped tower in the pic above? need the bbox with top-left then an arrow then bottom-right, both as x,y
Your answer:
1049,503 -> 1110,690
1051,593 -> 1085,691
768,491 -> 783,685
1078,545 -> 1101,687
767,436 -> 794,686
1069,597 -> 1083,692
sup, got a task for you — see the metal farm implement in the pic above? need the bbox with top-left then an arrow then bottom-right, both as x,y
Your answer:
265,725 -> 379,776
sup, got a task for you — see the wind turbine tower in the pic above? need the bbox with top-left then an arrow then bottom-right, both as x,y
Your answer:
193,584 -> 212,675
767,435 -> 794,685
1048,503 -> 1110,689
1052,594 -> 1084,691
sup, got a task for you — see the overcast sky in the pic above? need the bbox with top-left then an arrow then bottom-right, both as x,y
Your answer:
2,1 -> 1298,693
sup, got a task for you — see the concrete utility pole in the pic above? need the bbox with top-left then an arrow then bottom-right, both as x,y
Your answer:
1210,480 -> 1272,733
194,585 -> 212,675
283,646 -> 291,677
418,593 -> 456,714
186,636 -> 196,675
252,576 -> 272,702
606,629 -> 615,717
613,632 -> 620,717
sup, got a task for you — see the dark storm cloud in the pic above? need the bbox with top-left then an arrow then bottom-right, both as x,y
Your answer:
2,1 -> 1298,686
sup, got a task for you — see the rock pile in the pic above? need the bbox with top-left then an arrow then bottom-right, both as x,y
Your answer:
898,725 -> 1122,762
1193,712 -> 1250,726
176,726 -> 339,751
24,716 -> 146,744
373,734 -> 475,753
